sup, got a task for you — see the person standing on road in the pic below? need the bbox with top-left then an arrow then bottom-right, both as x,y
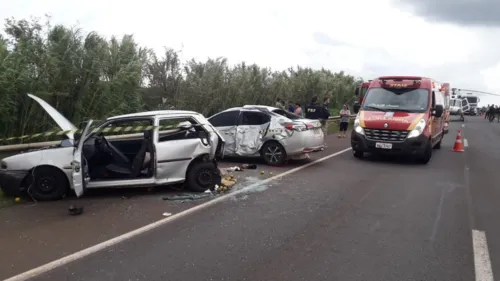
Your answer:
489,104 -> 495,122
288,101 -> 295,113
338,104 -> 350,138
294,103 -> 303,117
305,96 -> 330,149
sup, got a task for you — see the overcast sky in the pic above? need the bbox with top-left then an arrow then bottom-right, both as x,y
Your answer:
3,0 -> 500,106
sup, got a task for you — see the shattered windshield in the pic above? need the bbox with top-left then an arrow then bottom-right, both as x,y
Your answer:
362,88 -> 429,113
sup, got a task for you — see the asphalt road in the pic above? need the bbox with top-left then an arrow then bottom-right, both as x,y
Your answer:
8,117 -> 500,281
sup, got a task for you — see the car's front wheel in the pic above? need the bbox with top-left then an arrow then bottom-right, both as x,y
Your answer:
28,166 -> 69,201
261,141 -> 287,166
186,162 -> 221,192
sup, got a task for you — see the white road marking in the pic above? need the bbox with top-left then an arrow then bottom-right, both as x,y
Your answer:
472,229 -> 494,281
4,147 -> 353,281
462,123 -> 465,128
464,139 -> 469,147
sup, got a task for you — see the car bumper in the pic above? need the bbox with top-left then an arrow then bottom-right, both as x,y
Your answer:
351,131 -> 429,156
284,129 -> 325,156
0,170 -> 29,196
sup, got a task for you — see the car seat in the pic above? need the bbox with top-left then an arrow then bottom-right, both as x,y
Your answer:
105,130 -> 153,177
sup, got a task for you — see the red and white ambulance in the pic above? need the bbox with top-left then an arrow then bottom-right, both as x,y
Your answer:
351,76 -> 446,164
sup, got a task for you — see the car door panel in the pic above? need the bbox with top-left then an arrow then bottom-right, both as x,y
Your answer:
154,116 -> 212,182
236,111 -> 271,156
71,120 -> 93,197
216,126 -> 237,155
207,110 -> 240,156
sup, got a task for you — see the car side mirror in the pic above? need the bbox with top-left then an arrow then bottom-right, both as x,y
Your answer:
177,121 -> 193,130
433,105 -> 444,117
354,86 -> 360,96
353,102 -> 361,114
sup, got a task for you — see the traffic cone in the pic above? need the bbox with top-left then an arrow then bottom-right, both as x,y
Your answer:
451,130 -> 465,152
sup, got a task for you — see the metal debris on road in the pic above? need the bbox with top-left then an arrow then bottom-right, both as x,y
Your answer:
162,194 -> 212,201
68,205 -> 84,216
226,166 -> 243,172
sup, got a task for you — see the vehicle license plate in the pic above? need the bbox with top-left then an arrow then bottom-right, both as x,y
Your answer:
375,142 -> 392,149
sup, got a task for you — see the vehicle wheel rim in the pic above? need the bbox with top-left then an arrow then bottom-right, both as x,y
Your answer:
197,169 -> 213,186
38,176 -> 56,193
264,145 -> 283,164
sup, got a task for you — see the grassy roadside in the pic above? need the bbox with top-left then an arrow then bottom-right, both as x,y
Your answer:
327,119 -> 354,134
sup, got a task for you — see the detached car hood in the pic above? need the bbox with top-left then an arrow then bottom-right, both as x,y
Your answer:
28,94 -> 77,139
359,110 -> 425,131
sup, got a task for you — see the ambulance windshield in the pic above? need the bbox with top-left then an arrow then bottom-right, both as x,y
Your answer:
362,88 -> 429,113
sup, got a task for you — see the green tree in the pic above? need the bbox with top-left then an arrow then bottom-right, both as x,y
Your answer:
0,17 -> 359,142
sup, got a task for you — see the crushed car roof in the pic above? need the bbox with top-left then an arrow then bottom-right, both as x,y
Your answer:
108,110 -> 200,120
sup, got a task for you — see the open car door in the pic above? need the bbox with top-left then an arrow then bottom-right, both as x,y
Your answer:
71,120 -> 93,197
462,98 -> 470,113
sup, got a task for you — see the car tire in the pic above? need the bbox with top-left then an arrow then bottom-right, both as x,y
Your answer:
353,150 -> 364,158
186,162 -> 220,192
261,141 -> 287,166
28,166 -> 69,201
417,141 -> 433,164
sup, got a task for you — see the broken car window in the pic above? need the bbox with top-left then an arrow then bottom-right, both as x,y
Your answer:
102,119 -> 153,137
158,117 -> 202,142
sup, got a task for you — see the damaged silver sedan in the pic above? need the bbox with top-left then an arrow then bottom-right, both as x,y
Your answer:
0,94 -> 225,201
208,106 -> 324,165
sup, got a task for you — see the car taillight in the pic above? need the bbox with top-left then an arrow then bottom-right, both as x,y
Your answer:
285,124 -> 307,131
306,124 -> 313,129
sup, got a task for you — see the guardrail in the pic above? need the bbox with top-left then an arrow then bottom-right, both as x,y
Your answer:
0,115 -> 356,153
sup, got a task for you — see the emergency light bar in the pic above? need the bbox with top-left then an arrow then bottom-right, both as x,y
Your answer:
379,76 -> 422,86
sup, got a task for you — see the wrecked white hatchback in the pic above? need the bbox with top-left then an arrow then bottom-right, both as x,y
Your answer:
0,94 -> 225,201
208,106 -> 324,165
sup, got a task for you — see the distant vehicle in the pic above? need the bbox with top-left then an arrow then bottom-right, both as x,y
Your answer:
353,81 -> 371,108
352,76 -> 446,164
461,94 -> 480,116
0,94 -> 225,201
208,106 -> 324,166
449,98 -> 469,121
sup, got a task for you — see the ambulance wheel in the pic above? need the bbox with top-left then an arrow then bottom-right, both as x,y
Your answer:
353,150 -> 364,159
417,141 -> 432,164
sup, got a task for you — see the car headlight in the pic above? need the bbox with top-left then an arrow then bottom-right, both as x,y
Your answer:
354,117 -> 364,135
407,118 -> 426,138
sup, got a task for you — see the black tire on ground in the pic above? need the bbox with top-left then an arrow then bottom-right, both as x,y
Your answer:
353,150 -> 364,158
28,166 -> 69,201
186,162 -> 220,192
416,140 -> 433,164
261,141 -> 287,166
